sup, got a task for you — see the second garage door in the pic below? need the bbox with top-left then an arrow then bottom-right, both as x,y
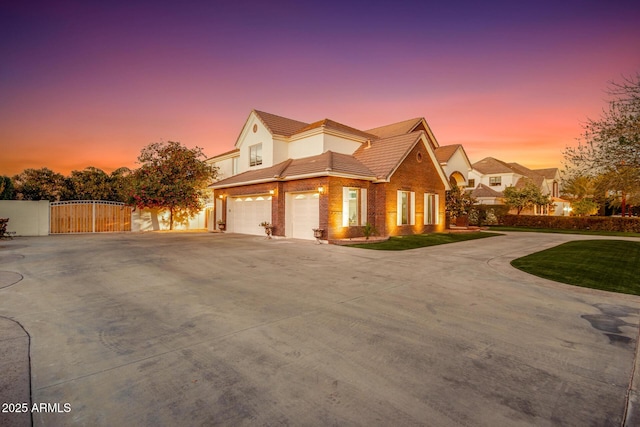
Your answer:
228,195 -> 272,236
287,192 -> 320,240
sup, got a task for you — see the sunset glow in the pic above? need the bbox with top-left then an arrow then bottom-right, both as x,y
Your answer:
2,1 -> 639,176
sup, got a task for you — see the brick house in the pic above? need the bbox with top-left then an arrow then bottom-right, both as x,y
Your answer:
209,110 -> 451,241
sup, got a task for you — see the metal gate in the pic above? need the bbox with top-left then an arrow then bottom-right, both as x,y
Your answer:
50,201 -> 132,234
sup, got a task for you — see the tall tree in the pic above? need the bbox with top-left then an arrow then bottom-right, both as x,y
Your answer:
564,74 -> 640,215
67,167 -> 113,200
12,168 -> 67,201
130,141 -> 217,230
0,176 -> 15,200
503,180 -> 551,215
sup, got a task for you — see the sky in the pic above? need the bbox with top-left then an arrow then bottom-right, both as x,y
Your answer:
1,0 -> 639,176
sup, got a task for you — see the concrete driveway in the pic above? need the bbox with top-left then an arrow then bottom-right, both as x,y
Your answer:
1,232 -> 639,426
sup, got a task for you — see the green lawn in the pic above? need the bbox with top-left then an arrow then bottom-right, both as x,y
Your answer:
347,232 -> 502,250
511,240 -> 640,295
489,226 -> 640,238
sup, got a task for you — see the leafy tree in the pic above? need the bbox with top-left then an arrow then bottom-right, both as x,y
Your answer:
445,185 -> 476,220
109,167 -> 133,202
12,168 -> 67,201
561,174 -> 601,216
571,198 -> 599,216
0,176 -> 15,199
67,167 -> 113,200
129,141 -> 217,230
503,180 -> 551,215
564,74 -> 640,215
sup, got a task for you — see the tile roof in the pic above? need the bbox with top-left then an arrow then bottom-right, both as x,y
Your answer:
207,148 -> 239,161
253,110 -> 309,137
211,151 -> 375,188
365,118 -> 424,139
434,144 -> 461,163
471,183 -> 503,198
472,157 -> 516,175
534,168 -> 559,179
295,119 -> 377,140
353,131 -> 423,180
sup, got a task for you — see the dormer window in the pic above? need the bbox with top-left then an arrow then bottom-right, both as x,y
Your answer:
249,144 -> 262,166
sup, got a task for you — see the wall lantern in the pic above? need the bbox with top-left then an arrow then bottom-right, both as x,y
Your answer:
218,195 -> 224,199
269,189 -> 275,195
318,186 -> 324,194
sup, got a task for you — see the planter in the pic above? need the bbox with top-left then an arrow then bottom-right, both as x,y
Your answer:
313,228 -> 324,239
217,223 -> 226,231
455,215 -> 469,227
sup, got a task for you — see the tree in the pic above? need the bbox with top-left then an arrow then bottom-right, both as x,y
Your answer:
12,168 -> 67,201
445,185 -> 476,220
109,167 -> 133,203
561,174 -> 600,216
67,167 -> 113,200
0,176 -> 15,199
564,74 -> 640,215
503,180 -> 551,215
129,141 -> 217,230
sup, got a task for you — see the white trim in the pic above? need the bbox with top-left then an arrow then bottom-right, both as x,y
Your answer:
360,188 -> 367,225
410,192 -> 415,225
342,187 -> 350,227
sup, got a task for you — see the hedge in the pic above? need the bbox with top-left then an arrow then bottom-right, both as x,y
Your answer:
499,215 -> 640,233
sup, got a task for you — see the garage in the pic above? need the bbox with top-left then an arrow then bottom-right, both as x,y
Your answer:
227,195 -> 272,236
286,192 -> 320,240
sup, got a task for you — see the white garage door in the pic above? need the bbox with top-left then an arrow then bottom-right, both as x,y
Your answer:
287,192 -> 320,240
228,195 -> 272,236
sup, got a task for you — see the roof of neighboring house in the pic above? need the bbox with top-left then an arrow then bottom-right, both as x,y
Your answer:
211,151 -> 375,188
472,157 -> 516,175
295,119 -> 377,140
434,144 -> 462,163
515,176 -> 545,189
534,168 -> 560,180
253,110 -> 309,137
365,118 -> 424,139
353,131 -> 424,180
471,183 -> 503,198
207,148 -> 239,162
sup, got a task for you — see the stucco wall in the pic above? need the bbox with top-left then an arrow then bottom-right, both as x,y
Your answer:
0,200 -> 50,236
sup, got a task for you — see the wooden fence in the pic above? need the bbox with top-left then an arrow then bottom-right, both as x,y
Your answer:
50,201 -> 132,234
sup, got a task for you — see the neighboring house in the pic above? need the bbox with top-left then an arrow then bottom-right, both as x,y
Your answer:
434,144 -> 473,188
468,157 -> 569,215
208,110 -> 451,241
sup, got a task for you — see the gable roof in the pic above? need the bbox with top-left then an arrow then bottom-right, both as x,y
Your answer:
353,132 -> 423,180
295,119 -> 377,140
471,183 -> 503,198
534,168 -> 560,180
253,110 -> 309,137
365,118 -> 424,139
435,144 -> 462,164
472,157 -> 516,175
211,151 -> 375,188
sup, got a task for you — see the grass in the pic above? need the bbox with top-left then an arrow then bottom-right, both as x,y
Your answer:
511,240 -> 640,295
489,226 -> 640,238
346,232 -> 502,250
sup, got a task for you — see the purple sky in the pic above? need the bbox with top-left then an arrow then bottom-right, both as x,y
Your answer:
2,0 -> 639,175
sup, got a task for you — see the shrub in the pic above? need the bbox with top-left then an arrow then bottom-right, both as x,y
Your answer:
500,215 -> 640,233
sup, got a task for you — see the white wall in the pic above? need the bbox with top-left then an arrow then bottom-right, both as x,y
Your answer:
441,149 -> 471,185
0,200 -> 50,236
236,114 -> 274,173
323,133 -> 362,155
132,208 -> 208,231
289,133 -> 324,158
210,157 -> 235,181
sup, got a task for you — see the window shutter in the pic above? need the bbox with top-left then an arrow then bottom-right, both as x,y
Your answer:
410,192 -> 416,225
396,191 -> 402,226
434,194 -> 440,224
424,193 -> 429,225
342,187 -> 350,227
360,188 -> 367,225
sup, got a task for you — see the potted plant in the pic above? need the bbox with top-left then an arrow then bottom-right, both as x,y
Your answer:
217,219 -> 226,231
259,221 -> 273,239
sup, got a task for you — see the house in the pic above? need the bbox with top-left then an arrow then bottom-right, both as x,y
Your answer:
467,157 -> 569,215
208,110 -> 451,241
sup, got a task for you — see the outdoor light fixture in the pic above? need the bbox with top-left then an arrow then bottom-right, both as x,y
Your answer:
269,189 -> 275,195
218,195 -> 224,199
318,186 -> 324,194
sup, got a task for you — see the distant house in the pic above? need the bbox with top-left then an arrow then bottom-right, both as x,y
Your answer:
468,157 -> 570,215
208,110 -> 451,241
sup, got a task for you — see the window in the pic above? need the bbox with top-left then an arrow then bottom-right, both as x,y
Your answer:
397,191 -> 415,225
249,144 -> 262,166
489,176 -> 501,186
342,187 -> 367,226
467,179 -> 475,188
424,193 -> 439,225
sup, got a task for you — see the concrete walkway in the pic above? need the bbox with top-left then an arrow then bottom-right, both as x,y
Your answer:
1,232 -> 639,426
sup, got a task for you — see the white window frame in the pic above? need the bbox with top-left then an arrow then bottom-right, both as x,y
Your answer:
489,176 -> 501,186
424,193 -> 439,225
397,190 -> 415,226
342,187 -> 367,227
249,144 -> 262,167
